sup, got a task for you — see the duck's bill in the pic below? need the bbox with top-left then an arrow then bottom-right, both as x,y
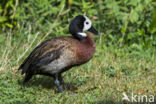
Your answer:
88,26 -> 100,35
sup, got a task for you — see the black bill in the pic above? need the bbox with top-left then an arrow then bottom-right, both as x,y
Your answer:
88,26 -> 100,35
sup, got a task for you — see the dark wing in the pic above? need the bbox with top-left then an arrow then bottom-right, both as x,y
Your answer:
18,38 -> 64,75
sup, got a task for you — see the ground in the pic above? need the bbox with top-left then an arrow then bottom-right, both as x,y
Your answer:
0,34 -> 156,104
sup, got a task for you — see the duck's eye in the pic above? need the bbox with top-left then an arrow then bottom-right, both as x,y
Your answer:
86,22 -> 89,25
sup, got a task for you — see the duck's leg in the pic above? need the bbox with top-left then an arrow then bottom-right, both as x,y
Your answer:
54,73 -> 63,93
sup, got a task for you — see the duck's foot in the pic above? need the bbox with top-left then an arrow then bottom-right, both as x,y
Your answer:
54,73 -> 64,93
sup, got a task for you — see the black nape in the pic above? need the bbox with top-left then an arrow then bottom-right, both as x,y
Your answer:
73,33 -> 85,41
69,15 -> 86,41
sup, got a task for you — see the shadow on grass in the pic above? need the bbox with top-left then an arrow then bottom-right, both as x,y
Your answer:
8,101 -> 33,104
18,76 -> 78,92
92,100 -> 154,104
92,100 -> 121,104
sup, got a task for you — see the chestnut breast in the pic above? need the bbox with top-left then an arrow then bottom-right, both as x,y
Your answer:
75,35 -> 95,65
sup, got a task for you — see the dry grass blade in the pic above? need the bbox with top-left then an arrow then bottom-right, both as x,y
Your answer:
16,32 -> 40,63
16,4 -> 65,64
37,4 -> 65,46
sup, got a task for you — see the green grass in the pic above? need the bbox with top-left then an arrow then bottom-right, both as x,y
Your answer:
0,0 -> 156,103
0,32 -> 156,104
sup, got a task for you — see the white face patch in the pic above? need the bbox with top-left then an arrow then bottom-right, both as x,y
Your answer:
78,32 -> 87,37
83,16 -> 92,31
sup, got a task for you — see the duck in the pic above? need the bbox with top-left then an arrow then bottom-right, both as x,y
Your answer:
18,15 -> 100,92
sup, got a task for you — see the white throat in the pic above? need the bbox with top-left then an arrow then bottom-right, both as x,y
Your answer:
78,32 -> 87,37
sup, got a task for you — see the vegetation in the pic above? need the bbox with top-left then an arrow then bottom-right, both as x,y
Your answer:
0,0 -> 156,103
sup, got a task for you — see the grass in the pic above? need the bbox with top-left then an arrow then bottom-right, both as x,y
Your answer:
0,31 -> 156,104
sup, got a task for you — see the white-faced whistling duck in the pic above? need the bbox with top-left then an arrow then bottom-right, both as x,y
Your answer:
18,15 -> 100,92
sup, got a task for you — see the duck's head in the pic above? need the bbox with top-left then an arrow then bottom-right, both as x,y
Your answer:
69,15 -> 100,41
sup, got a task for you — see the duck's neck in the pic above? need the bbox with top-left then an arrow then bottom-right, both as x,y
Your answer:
82,35 -> 95,47
75,35 -> 95,65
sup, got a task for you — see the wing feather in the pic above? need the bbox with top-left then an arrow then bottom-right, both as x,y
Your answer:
18,38 -> 65,75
